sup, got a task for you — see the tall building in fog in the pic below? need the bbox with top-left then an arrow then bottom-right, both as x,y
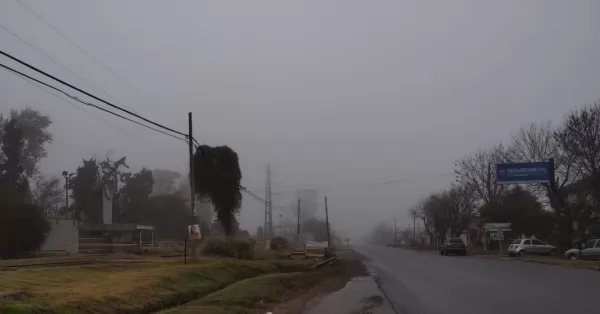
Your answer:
295,189 -> 318,222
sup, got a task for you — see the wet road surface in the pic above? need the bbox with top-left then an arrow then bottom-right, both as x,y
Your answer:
304,276 -> 394,314
357,245 -> 600,314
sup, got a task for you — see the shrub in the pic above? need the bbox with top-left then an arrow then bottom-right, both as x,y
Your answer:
201,237 -> 256,260
271,236 -> 289,250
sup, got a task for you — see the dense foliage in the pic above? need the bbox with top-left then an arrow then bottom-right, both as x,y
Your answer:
193,145 -> 242,235
0,117 -> 50,258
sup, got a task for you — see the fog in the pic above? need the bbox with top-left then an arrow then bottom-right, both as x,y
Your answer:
1,0 -> 599,240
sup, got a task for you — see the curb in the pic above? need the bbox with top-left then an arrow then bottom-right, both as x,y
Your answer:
475,254 -> 600,271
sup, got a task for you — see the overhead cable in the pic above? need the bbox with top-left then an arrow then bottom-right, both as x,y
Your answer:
6,66 -> 151,144
240,187 -> 285,209
0,22 -> 134,113
0,49 -> 187,137
0,63 -> 188,143
13,0 -> 180,122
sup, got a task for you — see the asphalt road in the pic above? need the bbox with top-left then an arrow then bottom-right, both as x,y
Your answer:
357,245 -> 600,314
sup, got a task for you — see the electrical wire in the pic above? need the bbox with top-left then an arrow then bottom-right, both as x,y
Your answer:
2,62 -> 151,144
13,0 -> 180,122
240,187 -> 285,209
0,49 -> 188,137
0,21 -> 136,114
243,189 -> 279,208
0,63 -> 188,143
245,172 -> 456,194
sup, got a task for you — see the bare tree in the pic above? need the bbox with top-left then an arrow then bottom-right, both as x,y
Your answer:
455,145 -> 507,205
31,175 -> 63,217
554,103 -> 600,244
413,197 -> 434,246
508,121 -> 581,246
443,184 -> 477,237
555,103 -> 600,202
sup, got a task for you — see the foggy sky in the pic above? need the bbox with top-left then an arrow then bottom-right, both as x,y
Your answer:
1,0 -> 599,240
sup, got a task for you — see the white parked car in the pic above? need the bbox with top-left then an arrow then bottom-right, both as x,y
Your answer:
508,238 -> 557,257
564,239 -> 600,260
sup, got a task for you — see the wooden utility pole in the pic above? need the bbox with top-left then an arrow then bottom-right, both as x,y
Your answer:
188,112 -> 197,258
268,164 -> 272,238
394,218 -> 397,245
296,198 -> 301,244
412,211 -> 417,244
325,196 -> 330,249
264,165 -> 269,241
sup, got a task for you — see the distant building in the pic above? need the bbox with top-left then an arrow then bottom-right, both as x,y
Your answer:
41,218 -> 79,254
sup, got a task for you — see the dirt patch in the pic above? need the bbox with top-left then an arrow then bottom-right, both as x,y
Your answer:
1,291 -> 33,301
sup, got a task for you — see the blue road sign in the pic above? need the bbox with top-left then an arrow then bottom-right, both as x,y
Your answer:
496,162 -> 550,184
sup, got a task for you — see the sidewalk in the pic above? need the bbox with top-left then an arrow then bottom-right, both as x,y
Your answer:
303,276 -> 395,314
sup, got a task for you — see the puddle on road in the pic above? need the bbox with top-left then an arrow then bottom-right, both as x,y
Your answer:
303,276 -> 394,314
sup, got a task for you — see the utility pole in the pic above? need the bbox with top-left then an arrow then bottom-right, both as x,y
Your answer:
188,112 -> 197,258
325,196 -> 330,249
412,211 -> 417,245
268,164 -> 273,239
296,198 -> 300,244
62,171 -> 74,223
264,164 -> 273,240
264,165 -> 268,242
394,218 -> 397,245
484,162 -> 491,251
486,162 -> 492,201
62,171 -> 69,210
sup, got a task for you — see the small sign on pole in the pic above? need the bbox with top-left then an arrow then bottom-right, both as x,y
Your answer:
188,224 -> 201,241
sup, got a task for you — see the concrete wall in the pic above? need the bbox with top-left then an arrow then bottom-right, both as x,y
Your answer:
41,219 -> 79,254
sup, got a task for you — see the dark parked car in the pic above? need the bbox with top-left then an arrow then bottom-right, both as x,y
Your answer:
440,238 -> 467,256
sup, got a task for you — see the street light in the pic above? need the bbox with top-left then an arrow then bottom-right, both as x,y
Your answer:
62,171 -> 73,217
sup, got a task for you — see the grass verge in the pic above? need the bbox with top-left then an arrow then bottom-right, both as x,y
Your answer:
522,257 -> 600,270
477,254 -> 600,271
0,258 -> 313,314
160,259 -> 356,314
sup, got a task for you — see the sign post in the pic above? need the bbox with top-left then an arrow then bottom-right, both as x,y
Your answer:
493,161 -> 552,252
188,224 -> 201,241
483,223 -> 511,252
186,224 -> 201,264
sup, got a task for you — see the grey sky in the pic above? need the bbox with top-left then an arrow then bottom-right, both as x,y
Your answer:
1,0 -> 599,239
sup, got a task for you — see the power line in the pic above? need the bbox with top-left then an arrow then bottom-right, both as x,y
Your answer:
2,62 -> 151,144
0,49 -> 187,137
0,21 -> 135,113
0,63 -> 188,143
245,172 -> 456,194
240,187 -> 285,209
243,189 -> 284,209
13,0 -> 178,121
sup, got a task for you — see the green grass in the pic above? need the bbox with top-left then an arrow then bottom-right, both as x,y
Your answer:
0,258 -> 313,314
160,260 -> 352,314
